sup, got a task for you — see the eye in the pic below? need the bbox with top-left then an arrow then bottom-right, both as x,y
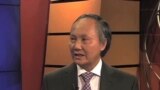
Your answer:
82,37 -> 90,43
82,38 -> 88,41
70,36 -> 76,43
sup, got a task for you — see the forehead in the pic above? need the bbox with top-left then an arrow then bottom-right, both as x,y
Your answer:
70,18 -> 98,37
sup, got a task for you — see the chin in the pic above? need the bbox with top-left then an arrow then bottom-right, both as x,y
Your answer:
74,59 -> 87,66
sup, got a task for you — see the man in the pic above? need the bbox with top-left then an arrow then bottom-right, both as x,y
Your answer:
43,14 -> 139,90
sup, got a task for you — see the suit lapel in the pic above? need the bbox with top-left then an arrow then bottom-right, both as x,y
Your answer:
63,63 -> 78,90
100,61 -> 114,90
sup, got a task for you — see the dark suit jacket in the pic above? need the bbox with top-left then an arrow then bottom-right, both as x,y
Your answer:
43,62 -> 139,90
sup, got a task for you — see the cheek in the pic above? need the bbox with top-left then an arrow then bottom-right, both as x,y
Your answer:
86,45 -> 102,55
83,47 -> 95,56
69,43 -> 73,48
69,43 -> 73,52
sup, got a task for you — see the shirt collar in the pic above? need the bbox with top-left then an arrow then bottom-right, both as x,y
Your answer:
77,59 -> 102,76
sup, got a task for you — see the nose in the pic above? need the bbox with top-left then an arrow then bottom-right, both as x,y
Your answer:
73,40 -> 82,50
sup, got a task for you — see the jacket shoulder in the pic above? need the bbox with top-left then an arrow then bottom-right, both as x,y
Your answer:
43,64 -> 76,90
102,63 -> 139,90
44,64 -> 74,80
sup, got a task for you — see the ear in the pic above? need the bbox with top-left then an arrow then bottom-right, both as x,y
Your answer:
100,39 -> 107,51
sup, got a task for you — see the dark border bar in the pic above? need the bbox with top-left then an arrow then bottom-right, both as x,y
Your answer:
112,64 -> 140,68
48,32 -> 69,35
112,32 -> 139,34
45,64 -> 139,68
45,64 -> 65,68
50,0 -> 87,3
48,31 -> 140,36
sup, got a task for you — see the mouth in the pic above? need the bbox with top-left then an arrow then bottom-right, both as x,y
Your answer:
73,53 -> 85,59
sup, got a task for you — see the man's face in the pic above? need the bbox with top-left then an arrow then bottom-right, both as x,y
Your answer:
69,18 -> 106,70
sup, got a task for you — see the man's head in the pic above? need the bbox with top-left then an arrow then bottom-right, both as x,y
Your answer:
69,14 -> 112,70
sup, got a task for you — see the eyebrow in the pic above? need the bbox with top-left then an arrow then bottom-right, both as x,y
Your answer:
70,33 -> 91,38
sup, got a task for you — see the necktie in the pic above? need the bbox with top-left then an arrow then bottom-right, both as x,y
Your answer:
80,72 -> 94,90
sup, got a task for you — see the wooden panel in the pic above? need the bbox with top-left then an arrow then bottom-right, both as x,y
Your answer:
45,36 -> 72,65
45,35 -> 139,65
101,0 -> 140,31
103,35 -> 139,65
48,0 -> 101,33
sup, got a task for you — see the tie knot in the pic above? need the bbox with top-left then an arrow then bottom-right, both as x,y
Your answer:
80,72 -> 94,83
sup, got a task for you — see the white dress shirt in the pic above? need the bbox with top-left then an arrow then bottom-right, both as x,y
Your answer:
77,59 -> 102,90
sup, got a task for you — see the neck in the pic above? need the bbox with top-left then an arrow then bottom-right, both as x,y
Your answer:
81,59 -> 100,71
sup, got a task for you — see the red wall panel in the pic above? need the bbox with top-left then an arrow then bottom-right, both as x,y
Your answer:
21,0 -> 49,90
